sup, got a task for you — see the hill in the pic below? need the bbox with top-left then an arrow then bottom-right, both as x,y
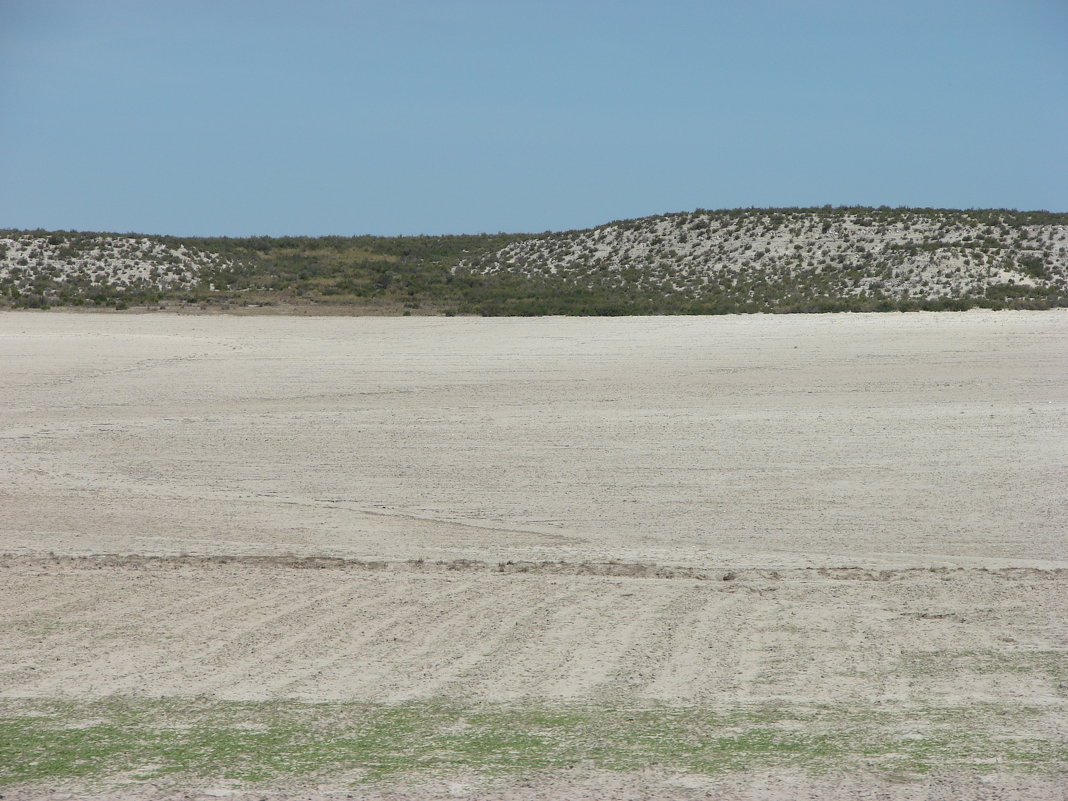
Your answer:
3,206 -> 1067,314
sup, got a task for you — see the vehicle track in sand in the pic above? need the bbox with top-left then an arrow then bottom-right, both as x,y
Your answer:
2,555 -> 1064,706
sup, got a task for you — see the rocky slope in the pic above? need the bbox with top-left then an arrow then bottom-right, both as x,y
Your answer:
459,207 -> 1068,310
0,232 -> 238,304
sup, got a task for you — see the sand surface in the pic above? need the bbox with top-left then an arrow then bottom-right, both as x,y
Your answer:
3,310 -> 1065,568
2,309 -> 1066,799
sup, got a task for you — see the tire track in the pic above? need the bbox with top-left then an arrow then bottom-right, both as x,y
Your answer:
276,576 -> 505,700
641,588 -> 756,700
248,575 -> 493,699
537,580 -> 683,699
572,582 -> 706,699
3,559 -> 1066,704
435,578 -> 597,701
460,577 -> 633,700
10,577 -> 377,697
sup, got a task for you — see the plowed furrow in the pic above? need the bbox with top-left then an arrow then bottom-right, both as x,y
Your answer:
245,575 -> 493,699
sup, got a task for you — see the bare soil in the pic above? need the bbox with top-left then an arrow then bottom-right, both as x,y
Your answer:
2,310 -> 1066,799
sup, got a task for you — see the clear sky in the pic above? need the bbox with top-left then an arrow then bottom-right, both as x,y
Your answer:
2,0 -> 1066,236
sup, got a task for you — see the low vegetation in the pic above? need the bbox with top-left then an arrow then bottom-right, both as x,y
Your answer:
3,206 -> 1067,314
2,698 -> 1064,791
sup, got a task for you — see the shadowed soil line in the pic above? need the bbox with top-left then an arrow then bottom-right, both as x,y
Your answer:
2,553 -> 1066,582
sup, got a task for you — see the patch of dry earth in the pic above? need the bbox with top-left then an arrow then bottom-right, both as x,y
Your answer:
1,310 -> 1066,799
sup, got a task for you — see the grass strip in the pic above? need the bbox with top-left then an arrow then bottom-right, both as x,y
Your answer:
1,698 -> 1065,788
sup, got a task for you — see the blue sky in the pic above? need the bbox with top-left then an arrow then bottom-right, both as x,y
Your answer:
2,0 -> 1066,236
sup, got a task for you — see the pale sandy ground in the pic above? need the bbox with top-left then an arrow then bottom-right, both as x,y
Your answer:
8,770 -> 1068,801
2,555 -> 1065,705
1,310 -> 1067,799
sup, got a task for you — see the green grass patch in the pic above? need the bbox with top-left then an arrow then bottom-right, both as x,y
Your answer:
1,698 -> 1065,790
